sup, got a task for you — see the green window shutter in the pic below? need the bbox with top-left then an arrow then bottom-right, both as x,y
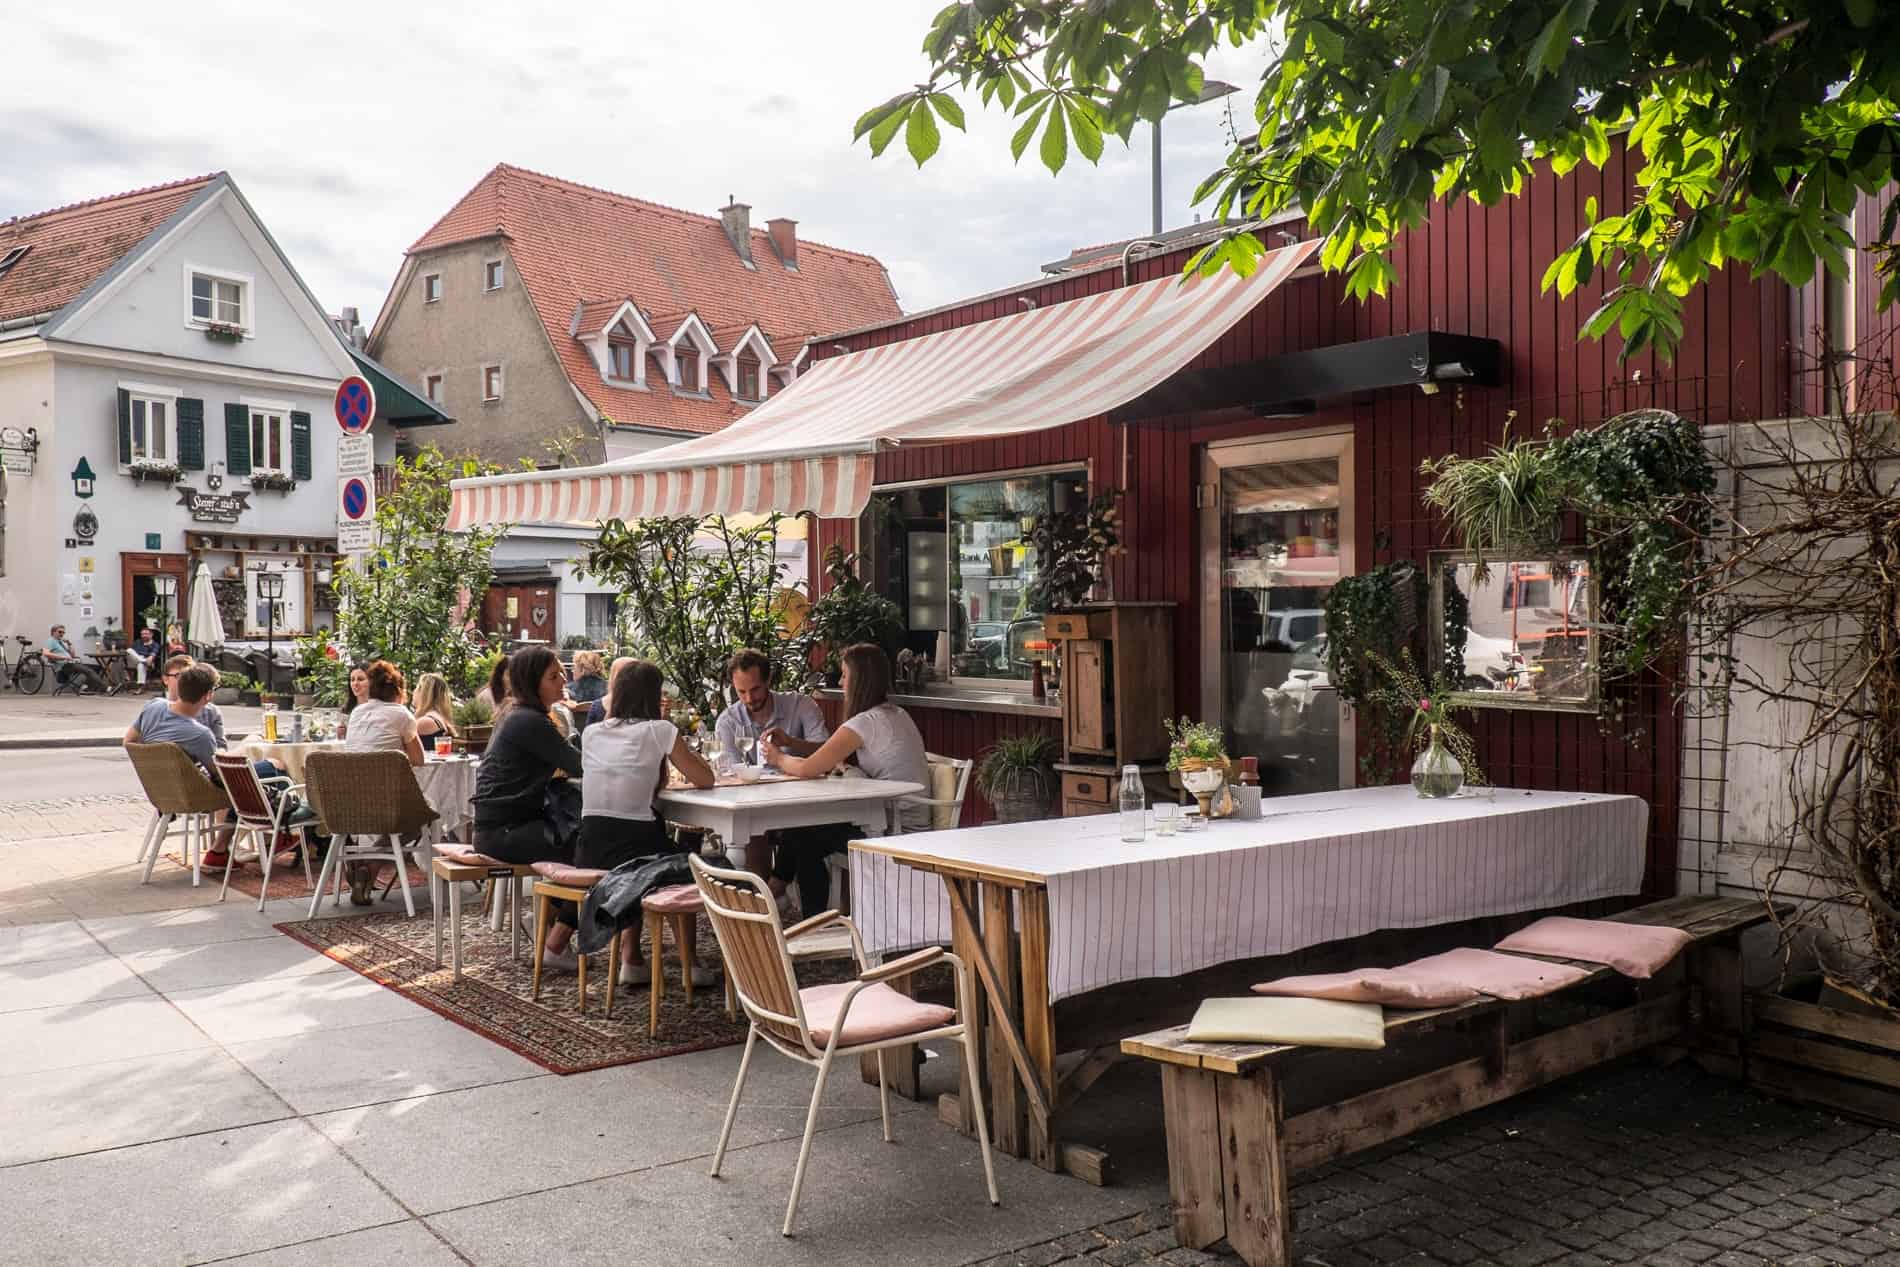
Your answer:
290,411 -> 312,482
117,389 -> 132,465
224,402 -> 251,475
176,398 -> 205,470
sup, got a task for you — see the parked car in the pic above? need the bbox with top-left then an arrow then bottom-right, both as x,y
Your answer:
968,621 -> 1008,669
1270,630 -> 1527,698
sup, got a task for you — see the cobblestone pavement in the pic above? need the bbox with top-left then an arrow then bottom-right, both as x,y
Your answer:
969,1062 -> 1900,1267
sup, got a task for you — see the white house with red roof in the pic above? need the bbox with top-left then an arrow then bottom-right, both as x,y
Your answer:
363,164 -> 902,644
0,173 -> 385,663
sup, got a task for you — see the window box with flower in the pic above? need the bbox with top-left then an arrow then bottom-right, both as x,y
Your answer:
202,321 -> 245,343
128,458 -> 182,484
250,471 -> 296,493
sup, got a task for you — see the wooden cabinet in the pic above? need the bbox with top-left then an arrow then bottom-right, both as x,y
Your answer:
1060,769 -> 1113,817
1046,602 -> 1174,768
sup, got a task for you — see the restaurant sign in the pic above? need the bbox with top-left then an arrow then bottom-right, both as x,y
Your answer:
175,485 -> 251,525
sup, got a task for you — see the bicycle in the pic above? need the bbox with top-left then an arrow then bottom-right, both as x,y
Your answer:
6,635 -> 47,694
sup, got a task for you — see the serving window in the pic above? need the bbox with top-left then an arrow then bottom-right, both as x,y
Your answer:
861,467 -> 1089,686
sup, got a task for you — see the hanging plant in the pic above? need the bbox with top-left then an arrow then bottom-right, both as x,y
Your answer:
1420,408 -> 1714,680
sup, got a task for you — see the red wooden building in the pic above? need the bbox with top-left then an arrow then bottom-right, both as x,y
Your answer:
448,141 -> 1888,900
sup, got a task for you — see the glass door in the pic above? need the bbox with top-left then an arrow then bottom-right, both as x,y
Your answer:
1200,431 -> 1354,795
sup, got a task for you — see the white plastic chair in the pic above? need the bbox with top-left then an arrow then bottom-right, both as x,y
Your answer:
689,853 -> 999,1236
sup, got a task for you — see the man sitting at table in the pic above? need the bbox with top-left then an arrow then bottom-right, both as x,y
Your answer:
126,627 -> 162,691
43,624 -> 109,695
713,647 -> 850,918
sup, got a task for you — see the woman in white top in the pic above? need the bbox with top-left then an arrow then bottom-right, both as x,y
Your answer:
764,643 -> 930,832
580,660 -> 714,983
343,660 -> 425,766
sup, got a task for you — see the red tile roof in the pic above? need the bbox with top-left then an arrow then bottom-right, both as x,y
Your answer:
0,175 -> 217,325
406,164 -> 900,435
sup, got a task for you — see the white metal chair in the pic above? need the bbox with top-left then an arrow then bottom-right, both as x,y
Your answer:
689,854 -> 999,1237
211,753 -> 318,911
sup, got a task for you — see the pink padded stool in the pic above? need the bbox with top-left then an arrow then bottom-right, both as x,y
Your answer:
642,883 -> 733,1035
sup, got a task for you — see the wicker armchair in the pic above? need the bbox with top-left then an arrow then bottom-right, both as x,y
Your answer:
302,750 -> 440,919
126,742 -> 231,887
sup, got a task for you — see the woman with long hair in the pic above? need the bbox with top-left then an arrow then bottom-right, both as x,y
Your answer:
479,653 -> 511,717
411,672 -> 456,742
335,663 -> 370,738
470,647 -> 585,968
762,643 -> 930,911
579,659 -> 716,983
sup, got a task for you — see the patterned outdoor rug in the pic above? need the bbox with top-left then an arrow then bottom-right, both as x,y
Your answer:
274,901 -> 852,1074
164,851 -> 428,902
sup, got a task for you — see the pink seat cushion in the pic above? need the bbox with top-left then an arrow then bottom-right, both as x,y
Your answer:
1494,917 -> 1694,980
435,845 -> 518,869
1253,967 -> 1480,1009
530,862 -> 608,887
1400,948 -> 1592,1001
642,883 -> 703,913
799,981 -> 957,1048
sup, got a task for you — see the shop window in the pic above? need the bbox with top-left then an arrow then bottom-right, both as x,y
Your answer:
1431,552 -> 1598,710
860,468 -> 1089,685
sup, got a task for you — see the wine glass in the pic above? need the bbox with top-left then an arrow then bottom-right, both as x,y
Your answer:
738,734 -> 758,767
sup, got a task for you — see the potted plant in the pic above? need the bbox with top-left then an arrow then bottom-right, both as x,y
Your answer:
806,545 -> 903,684
1166,717 -> 1231,819
101,617 -> 127,652
453,696 -> 495,753
975,734 -> 1060,823
237,677 -> 263,707
250,472 -> 296,492
1026,489 -> 1123,611
128,458 -> 182,484
203,321 -> 244,343
214,671 -> 246,706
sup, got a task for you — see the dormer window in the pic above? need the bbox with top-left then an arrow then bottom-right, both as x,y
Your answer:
609,339 -> 639,381
675,346 -> 700,392
736,354 -> 761,402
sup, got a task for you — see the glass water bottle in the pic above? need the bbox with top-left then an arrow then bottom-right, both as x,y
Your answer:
1119,765 -> 1146,843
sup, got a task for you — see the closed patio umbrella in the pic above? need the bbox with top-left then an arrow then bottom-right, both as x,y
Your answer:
187,561 -> 225,650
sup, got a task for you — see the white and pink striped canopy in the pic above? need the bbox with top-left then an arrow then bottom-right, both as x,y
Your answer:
446,238 -> 1318,530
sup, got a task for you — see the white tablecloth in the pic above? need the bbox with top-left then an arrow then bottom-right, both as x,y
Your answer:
656,776 -> 924,845
416,757 -> 478,841
240,739 -> 342,782
850,785 -> 1648,1002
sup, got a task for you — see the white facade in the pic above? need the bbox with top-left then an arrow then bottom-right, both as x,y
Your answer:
0,178 -> 359,654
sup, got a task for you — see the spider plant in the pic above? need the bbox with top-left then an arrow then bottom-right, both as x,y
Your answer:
1419,432 -> 1567,576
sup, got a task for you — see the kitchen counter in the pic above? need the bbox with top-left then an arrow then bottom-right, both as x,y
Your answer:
818,685 -> 1062,719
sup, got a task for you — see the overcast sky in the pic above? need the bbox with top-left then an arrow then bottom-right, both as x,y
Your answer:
2,1 -> 1269,326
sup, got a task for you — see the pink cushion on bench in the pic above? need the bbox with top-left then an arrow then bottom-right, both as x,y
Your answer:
1494,917 -> 1693,979
799,981 -> 956,1048
530,862 -> 609,887
642,883 -> 703,913
1401,948 -> 1592,1001
1252,967 -> 1480,1008
434,845 -> 522,869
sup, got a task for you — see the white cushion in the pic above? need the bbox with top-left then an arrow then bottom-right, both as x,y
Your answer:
1185,996 -> 1386,1049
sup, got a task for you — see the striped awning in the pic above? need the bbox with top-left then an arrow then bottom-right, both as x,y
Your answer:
446,238 -> 1318,530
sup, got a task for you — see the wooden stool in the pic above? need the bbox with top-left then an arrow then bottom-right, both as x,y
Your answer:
431,848 -> 535,982
529,864 -> 622,1017
642,883 -> 733,1036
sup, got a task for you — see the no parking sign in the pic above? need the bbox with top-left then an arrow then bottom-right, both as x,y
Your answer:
335,376 -> 376,434
337,474 -> 375,552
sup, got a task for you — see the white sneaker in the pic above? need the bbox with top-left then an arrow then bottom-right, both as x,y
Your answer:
540,948 -> 578,974
615,961 -> 652,988
665,959 -> 721,989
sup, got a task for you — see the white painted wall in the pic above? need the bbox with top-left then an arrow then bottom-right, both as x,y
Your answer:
0,350 -> 59,642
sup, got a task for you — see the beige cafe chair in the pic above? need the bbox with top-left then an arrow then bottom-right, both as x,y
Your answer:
301,751 -> 440,919
126,742 -> 232,887
211,752 -> 319,911
689,853 -> 999,1237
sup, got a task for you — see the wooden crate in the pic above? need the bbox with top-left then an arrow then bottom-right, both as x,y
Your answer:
1746,986 -> 1900,1126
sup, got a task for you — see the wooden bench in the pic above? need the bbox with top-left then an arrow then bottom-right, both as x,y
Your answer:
1121,895 -> 1779,1267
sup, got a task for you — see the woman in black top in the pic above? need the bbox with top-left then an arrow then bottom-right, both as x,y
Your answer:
470,646 -> 582,864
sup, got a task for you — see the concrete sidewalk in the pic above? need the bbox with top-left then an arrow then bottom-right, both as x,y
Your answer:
0,690 -> 264,750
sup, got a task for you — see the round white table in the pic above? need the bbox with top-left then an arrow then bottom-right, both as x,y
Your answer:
416,755 -> 478,842
241,739 -> 342,782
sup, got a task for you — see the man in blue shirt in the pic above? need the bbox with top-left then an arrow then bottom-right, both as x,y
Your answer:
43,625 -> 109,695
713,648 -> 848,917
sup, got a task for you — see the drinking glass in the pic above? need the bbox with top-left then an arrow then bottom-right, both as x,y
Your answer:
434,735 -> 454,758
1152,802 -> 1179,837
738,735 -> 758,767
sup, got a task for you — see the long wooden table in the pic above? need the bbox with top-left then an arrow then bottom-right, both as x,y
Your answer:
849,786 -> 1649,1183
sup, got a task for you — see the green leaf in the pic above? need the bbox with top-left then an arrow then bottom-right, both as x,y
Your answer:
905,100 -> 941,167
1010,101 -> 1050,163
929,93 -> 967,131
1846,0 -> 1876,26
853,94 -> 911,142
1066,97 -> 1105,163
867,103 -> 910,159
1040,102 -> 1069,175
